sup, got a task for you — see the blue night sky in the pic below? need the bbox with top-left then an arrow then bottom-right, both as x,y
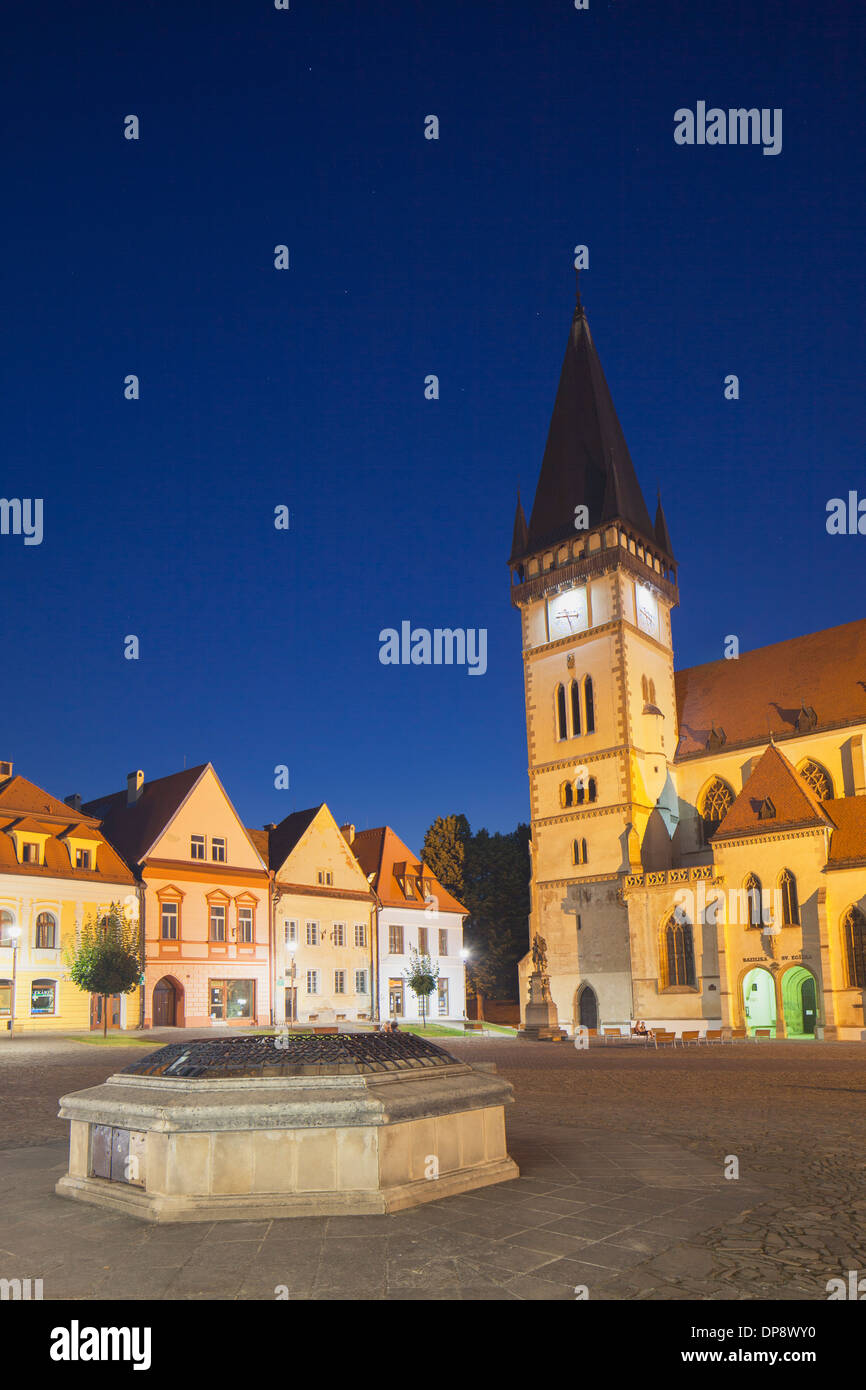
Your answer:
2,0 -> 864,851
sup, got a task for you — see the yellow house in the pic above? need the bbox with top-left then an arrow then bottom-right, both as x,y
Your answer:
0,767 -> 139,1032
254,805 -> 376,1026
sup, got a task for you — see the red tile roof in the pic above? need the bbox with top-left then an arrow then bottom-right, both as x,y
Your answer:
0,776 -> 135,884
83,765 -> 209,866
675,618 -> 866,757
712,744 -> 830,842
823,797 -> 866,866
351,826 -> 467,914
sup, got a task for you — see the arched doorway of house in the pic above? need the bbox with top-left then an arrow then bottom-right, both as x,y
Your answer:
781,966 -> 818,1037
576,984 -> 598,1031
742,967 -> 776,1036
152,976 -> 183,1027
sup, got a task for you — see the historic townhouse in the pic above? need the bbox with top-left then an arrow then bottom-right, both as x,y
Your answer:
252,805 -> 376,1026
85,765 -> 271,1028
0,765 -> 137,1031
351,826 -> 467,1023
511,284 -> 866,1040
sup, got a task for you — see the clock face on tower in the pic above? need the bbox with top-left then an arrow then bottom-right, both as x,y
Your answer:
547,587 -> 588,639
635,584 -> 658,638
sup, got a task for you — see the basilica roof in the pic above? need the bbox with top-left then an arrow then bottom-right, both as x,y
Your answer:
711,744 -> 830,842
675,618 -> 866,757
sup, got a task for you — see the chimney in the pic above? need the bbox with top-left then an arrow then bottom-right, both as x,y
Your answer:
127,770 -> 144,805
340,823 -> 355,845
263,823 -> 277,831
0,760 -> 12,779
65,794 -> 82,812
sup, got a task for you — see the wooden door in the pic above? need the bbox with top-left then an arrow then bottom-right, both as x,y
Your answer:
153,979 -> 176,1027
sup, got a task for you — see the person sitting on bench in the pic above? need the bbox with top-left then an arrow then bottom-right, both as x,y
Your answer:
631,1019 -> 650,1037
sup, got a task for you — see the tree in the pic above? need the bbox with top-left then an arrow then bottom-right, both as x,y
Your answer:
403,948 -> 439,1029
66,902 -> 141,1036
420,815 -> 532,1005
422,814 -> 470,902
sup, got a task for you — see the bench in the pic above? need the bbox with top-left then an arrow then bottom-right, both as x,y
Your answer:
703,1029 -> 722,1044
752,1026 -> 773,1040
601,1027 -> 625,1043
312,1026 -> 339,1034
680,1030 -> 701,1045
463,1020 -> 484,1032
654,1029 -> 678,1048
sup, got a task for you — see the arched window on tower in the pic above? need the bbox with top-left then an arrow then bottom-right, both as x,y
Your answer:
648,679 -> 656,704
843,906 -> 866,988
584,676 -> 595,733
779,869 -> 800,926
561,781 -> 575,808
699,777 -> 735,843
797,759 -> 834,800
587,775 -> 597,803
641,675 -> 648,702
572,838 -> 588,865
570,680 -> 582,737
744,874 -> 762,929
555,684 -> 567,741
661,911 -> 696,988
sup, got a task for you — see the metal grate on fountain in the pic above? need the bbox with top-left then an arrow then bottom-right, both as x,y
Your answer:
120,1031 -> 460,1079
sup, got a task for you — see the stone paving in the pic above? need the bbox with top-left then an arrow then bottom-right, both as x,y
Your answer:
0,1033 -> 864,1300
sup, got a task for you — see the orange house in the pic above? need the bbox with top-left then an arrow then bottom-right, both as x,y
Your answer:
85,765 -> 271,1028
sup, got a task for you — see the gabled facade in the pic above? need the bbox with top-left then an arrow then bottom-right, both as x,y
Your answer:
351,826 -> 467,1022
0,767 -> 138,1031
512,286 -> 866,1039
85,765 -> 270,1028
255,805 -> 376,1026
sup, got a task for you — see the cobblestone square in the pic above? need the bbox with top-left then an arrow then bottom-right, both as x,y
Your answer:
1,1033 -> 863,1300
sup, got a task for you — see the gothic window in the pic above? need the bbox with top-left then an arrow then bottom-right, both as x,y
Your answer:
561,782 -> 575,808
661,913 -> 696,988
572,838 -> 588,865
556,684 -> 567,740
584,676 -> 595,733
779,869 -> 799,926
744,874 -> 762,929
587,775 -> 597,803
648,679 -> 656,704
798,759 -> 833,800
699,777 -> 735,842
843,906 -> 866,988
641,675 -> 648,702
570,680 -> 582,736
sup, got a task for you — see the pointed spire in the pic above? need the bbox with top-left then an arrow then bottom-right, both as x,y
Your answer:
525,289 -> 655,555
509,489 -> 528,562
654,489 -> 675,560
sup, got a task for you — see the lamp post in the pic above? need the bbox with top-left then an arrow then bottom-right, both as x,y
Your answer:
286,939 -> 297,1031
7,926 -> 21,1038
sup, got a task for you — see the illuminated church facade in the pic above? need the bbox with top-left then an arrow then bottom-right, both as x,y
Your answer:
510,286 -> 866,1040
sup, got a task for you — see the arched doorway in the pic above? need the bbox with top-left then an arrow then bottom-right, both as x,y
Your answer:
782,966 -> 818,1037
742,967 -> 776,1036
152,976 -> 183,1027
576,984 -> 598,1031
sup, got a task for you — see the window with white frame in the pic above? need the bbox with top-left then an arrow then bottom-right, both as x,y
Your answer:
75,849 -> 91,870
161,902 -> 179,940
284,919 -> 298,945
212,837 -> 226,863
334,970 -> 346,994
333,922 -> 346,947
389,924 -> 404,954
439,928 -> 448,955
354,969 -> 367,994
305,921 -> 318,946
306,970 -> 319,994
237,906 -> 254,943
316,869 -> 333,886
191,834 -> 205,860
354,922 -> 366,948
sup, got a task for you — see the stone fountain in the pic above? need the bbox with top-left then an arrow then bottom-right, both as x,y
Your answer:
55,1032 -> 518,1222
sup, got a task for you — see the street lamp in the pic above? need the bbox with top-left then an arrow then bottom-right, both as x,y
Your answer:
286,939 -> 297,1031
6,926 -> 21,1038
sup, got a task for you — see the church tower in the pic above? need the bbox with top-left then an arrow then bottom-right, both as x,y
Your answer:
510,282 -> 679,1032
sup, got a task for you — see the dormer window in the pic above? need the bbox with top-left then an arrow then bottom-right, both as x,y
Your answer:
404,879 -> 415,898
758,797 -> 776,821
796,705 -> 818,733
22,842 -> 40,864
75,849 -> 91,870
706,725 -> 727,750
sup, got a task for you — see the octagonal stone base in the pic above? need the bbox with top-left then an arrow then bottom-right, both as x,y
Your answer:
56,1062 -> 518,1222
